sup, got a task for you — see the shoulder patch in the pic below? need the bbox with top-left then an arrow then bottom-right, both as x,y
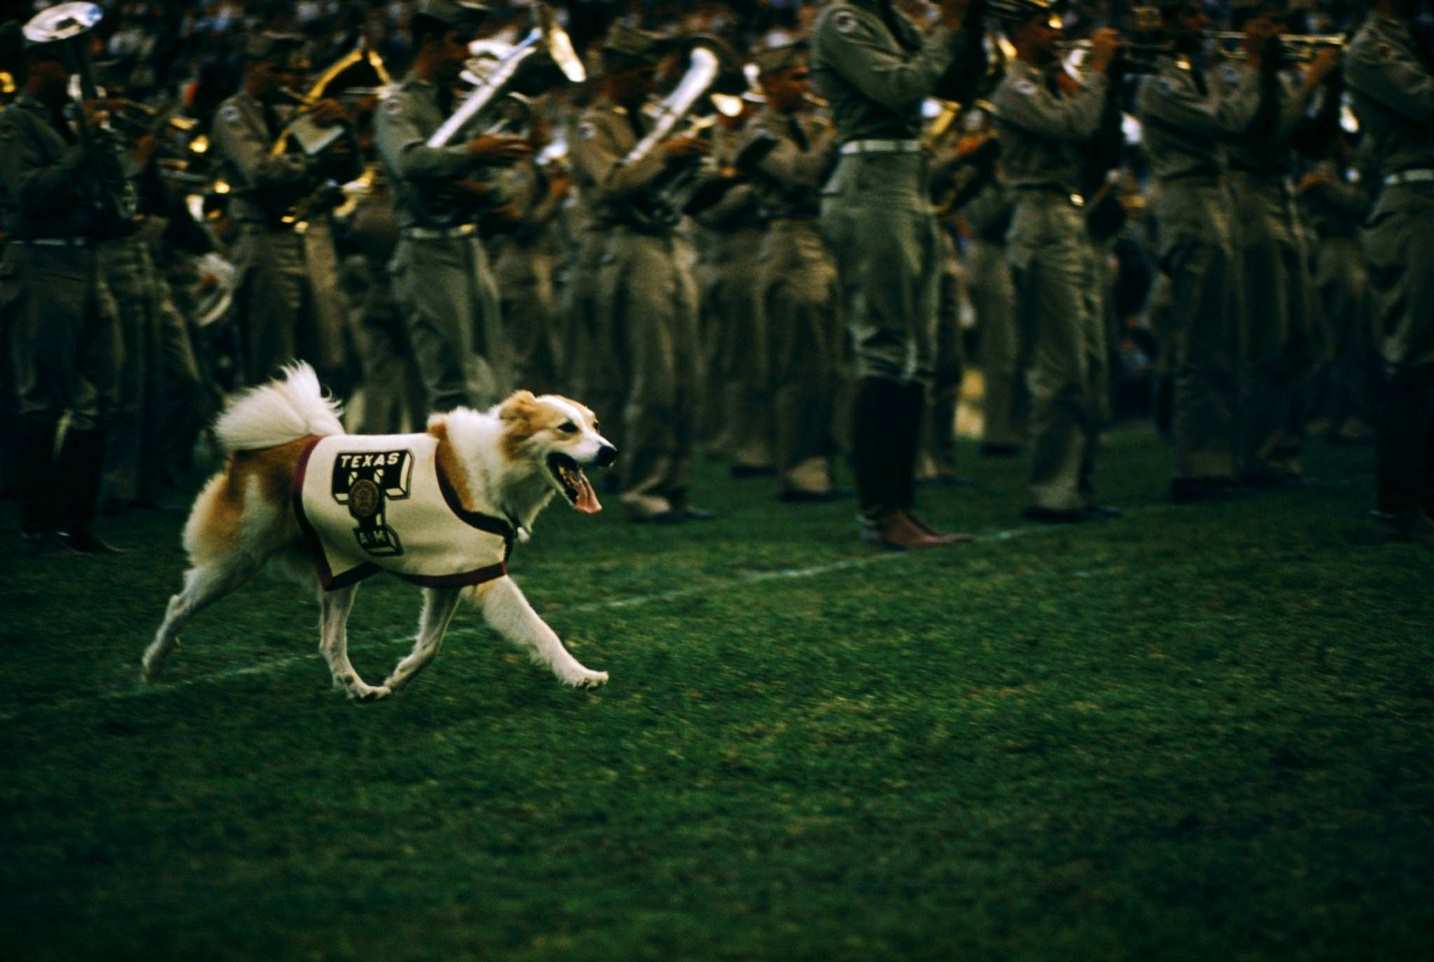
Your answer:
1014,79 -> 1039,96
1219,63 -> 1241,86
382,96 -> 403,116
578,120 -> 597,140
220,104 -> 241,125
832,10 -> 859,35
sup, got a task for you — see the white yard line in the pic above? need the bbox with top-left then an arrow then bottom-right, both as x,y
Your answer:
0,502 -> 1184,722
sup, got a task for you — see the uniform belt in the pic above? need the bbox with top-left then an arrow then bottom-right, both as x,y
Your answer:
840,139 -> 923,156
16,237 -> 90,247
1384,168 -> 1434,187
1011,184 -> 1086,207
401,224 -> 477,240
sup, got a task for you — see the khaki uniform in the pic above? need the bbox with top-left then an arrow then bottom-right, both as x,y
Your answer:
1346,14 -> 1434,522
697,125 -> 768,467
1301,163 -> 1374,442
1137,55 -> 1265,484
493,157 -> 565,395
747,106 -> 842,494
812,0 -> 982,527
373,73 -> 508,412
1218,62 -> 1317,482
920,223 -> 965,480
963,181 -> 1022,449
570,96 -> 702,519
210,91 -> 349,387
559,131 -> 614,431
0,92 -> 125,542
992,59 -> 1110,512
98,228 -> 165,505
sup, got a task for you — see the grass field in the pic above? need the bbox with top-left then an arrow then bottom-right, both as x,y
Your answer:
2,428 -> 1432,962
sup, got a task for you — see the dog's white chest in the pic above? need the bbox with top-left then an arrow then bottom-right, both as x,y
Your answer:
296,433 -> 514,590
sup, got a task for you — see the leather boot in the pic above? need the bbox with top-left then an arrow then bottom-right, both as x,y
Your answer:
57,428 -> 127,555
850,377 -> 904,523
15,417 -> 80,557
895,382 -> 970,546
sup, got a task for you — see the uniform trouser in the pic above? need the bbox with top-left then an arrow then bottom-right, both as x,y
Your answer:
970,239 -> 1022,447
563,234 -> 618,440
704,228 -> 769,464
154,285 -> 208,468
352,263 -> 425,434
759,220 -> 841,493
98,234 -> 162,503
1157,181 -> 1240,481
233,223 -> 347,389
1008,193 -> 1107,512
496,244 -> 560,395
1363,184 -> 1434,519
1229,176 -> 1312,480
391,232 -> 507,413
1311,236 -> 1375,435
921,232 -> 965,478
8,242 -> 119,534
598,228 -> 701,518
821,152 -> 940,521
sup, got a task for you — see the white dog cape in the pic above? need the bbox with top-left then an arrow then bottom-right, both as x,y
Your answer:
293,434 -> 515,590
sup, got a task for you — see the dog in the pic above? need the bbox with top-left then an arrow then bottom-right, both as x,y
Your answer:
142,363 -> 617,700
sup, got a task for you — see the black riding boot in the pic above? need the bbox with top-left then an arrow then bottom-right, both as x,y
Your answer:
57,427 -> 126,554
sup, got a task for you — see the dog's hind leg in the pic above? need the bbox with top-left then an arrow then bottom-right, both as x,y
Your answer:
317,584 -> 389,701
142,557 -> 261,682
383,586 -> 464,693
478,577 -> 608,689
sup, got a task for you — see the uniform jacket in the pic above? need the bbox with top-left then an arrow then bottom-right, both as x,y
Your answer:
1136,54 -> 1265,181
747,107 -> 838,221
211,91 -> 317,225
991,59 -> 1108,195
1346,13 -> 1434,209
569,96 -> 680,233
0,94 -> 127,240
295,432 -> 515,591
810,0 -> 976,142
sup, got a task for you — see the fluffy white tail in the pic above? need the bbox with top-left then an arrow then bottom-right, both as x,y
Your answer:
214,362 -> 345,452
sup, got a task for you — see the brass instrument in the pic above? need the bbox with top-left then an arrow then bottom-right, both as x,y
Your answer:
427,2 -> 583,149
1209,31 -> 1345,63
23,2 -> 138,227
271,42 -> 392,158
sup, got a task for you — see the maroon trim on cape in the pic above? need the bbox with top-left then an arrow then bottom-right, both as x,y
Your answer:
294,435 -> 513,592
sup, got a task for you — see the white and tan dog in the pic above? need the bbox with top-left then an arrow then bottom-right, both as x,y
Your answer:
141,363 -> 616,700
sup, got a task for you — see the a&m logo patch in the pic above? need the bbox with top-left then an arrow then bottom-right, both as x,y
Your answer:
331,450 -> 414,557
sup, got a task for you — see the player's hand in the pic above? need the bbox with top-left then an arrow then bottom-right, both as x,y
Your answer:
1088,28 -> 1122,74
1305,47 -> 1341,88
309,98 -> 348,127
466,134 -> 533,165
662,135 -> 710,161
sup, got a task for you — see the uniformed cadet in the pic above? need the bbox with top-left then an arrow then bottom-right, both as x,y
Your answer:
1345,0 -> 1434,545
812,0 -> 986,549
958,156 -> 1023,457
0,31 -> 129,554
569,25 -> 712,523
1220,0 -> 1341,487
1299,146 -> 1375,445
373,0 -> 531,414
1136,0 -> 1275,502
698,103 -> 771,475
990,2 -> 1122,523
492,114 -> 569,396
745,41 -> 845,501
210,32 -> 357,389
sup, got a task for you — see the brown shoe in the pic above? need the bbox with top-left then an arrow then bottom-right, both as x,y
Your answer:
901,511 -> 974,545
860,512 -> 947,551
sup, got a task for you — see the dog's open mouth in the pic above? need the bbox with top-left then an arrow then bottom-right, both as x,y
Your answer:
547,453 -> 601,514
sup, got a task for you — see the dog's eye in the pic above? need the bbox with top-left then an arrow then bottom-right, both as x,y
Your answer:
558,422 -> 579,435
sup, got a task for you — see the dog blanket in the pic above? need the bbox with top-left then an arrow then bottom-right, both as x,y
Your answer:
293,434 -> 515,591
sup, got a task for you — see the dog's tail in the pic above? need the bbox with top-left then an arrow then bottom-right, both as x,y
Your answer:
214,362 -> 345,452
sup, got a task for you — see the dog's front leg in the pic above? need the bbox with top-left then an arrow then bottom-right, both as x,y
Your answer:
383,586 -> 464,693
318,584 -> 389,701
479,576 -> 608,688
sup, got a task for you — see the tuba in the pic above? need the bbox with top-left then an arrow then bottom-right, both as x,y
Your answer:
426,3 -> 583,149
23,2 -> 138,229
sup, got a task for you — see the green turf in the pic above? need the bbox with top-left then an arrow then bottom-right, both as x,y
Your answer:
1,429 -> 1431,962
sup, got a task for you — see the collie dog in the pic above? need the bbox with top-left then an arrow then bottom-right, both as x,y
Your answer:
142,363 -> 616,700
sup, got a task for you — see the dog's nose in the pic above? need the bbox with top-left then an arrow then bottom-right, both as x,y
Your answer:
595,444 -> 618,468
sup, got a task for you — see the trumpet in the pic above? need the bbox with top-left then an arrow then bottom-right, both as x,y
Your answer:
1209,32 -> 1345,62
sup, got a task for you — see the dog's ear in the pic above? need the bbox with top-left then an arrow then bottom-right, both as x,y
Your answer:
499,390 -> 540,427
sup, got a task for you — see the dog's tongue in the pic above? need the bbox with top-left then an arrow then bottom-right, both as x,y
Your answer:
573,469 -> 601,514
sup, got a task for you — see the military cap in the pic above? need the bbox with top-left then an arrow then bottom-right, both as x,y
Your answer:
412,0 -> 489,32
245,31 -> 310,69
754,40 -> 808,77
601,24 -> 667,67
991,0 -> 1058,28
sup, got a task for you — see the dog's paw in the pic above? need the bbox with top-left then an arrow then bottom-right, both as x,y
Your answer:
337,675 -> 392,702
563,669 -> 608,689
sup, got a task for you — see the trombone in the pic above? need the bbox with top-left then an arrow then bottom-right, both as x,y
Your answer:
427,2 -> 583,149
